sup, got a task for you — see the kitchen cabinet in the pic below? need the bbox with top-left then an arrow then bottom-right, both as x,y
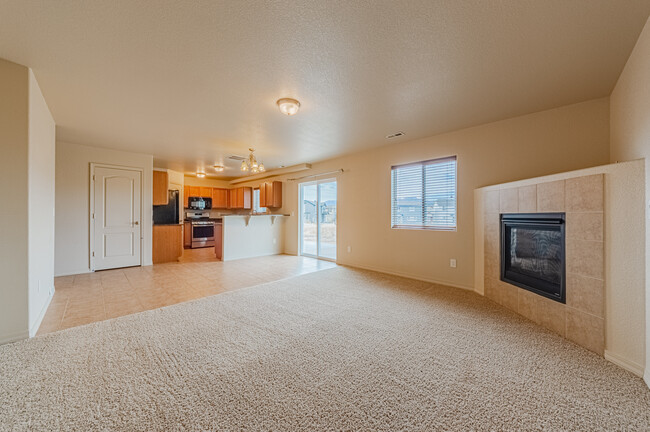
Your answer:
183,185 -> 190,208
228,187 -> 252,209
153,171 -> 169,205
183,221 -> 192,248
259,181 -> 282,208
212,188 -> 229,209
153,225 -> 183,263
188,186 -> 201,197
199,187 -> 212,199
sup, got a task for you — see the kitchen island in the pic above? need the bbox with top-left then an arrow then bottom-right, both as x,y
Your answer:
217,214 -> 287,261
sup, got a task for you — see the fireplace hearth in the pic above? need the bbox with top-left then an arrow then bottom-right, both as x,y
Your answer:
500,213 -> 566,303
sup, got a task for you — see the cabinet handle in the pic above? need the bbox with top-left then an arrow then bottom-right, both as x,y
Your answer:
134,221 -> 139,226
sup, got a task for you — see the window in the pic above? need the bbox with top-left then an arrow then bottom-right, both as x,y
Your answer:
253,188 -> 267,213
391,156 -> 457,230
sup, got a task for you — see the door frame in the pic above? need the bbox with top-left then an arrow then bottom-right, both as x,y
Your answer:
89,163 -> 144,271
299,178 -> 337,262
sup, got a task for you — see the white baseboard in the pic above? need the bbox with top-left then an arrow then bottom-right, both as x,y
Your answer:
54,269 -> 92,277
645,370 -> 649,389
605,350 -> 645,377
0,329 -> 30,345
28,289 -> 54,338
342,262 -> 474,291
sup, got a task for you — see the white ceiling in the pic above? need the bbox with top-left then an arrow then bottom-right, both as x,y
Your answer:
1,1 -> 649,179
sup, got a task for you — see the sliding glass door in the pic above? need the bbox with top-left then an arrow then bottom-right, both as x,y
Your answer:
300,179 -> 337,261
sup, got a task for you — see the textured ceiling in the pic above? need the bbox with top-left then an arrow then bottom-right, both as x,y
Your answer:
1,0 -> 649,178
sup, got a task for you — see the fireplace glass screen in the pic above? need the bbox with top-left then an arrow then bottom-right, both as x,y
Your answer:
500,213 -> 565,303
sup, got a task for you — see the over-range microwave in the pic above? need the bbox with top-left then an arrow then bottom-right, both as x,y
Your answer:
188,196 -> 212,210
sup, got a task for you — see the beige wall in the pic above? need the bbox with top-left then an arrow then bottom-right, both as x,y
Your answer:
610,15 -> 650,385
0,59 -> 30,343
475,160 -> 645,376
268,98 -> 610,289
0,58 -> 55,343
55,141 -> 154,276
183,176 -> 231,188
27,69 -> 56,336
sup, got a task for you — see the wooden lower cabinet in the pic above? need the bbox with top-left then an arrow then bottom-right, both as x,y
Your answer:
153,225 -> 183,263
183,222 -> 192,248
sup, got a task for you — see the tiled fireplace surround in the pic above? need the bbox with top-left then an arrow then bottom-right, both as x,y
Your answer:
483,174 -> 605,355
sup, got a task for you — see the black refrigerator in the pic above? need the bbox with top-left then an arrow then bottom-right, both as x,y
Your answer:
153,190 -> 180,224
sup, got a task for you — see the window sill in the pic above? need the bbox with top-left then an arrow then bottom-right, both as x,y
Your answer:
391,225 -> 457,232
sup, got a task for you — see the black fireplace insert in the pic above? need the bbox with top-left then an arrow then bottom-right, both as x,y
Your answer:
500,213 -> 566,303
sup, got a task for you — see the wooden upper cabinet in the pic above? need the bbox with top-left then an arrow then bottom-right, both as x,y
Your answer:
260,181 -> 282,208
212,188 -> 229,209
227,187 -> 252,209
188,186 -> 201,198
199,187 -> 212,199
153,171 -> 169,205
183,185 -> 190,208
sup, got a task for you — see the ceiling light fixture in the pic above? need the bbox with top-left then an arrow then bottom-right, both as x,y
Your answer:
276,98 -> 300,116
240,148 -> 265,173
196,172 -> 206,178
213,165 -> 224,172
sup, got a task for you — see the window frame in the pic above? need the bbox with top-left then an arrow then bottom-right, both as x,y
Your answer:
390,155 -> 457,232
252,187 -> 267,214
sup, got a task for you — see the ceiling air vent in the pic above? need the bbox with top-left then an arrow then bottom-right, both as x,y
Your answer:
386,131 -> 405,139
228,155 -> 246,161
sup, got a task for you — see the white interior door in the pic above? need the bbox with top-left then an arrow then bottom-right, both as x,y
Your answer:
92,166 -> 142,270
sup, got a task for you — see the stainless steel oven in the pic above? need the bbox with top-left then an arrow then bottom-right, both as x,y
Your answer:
191,221 -> 215,248
186,211 -> 216,248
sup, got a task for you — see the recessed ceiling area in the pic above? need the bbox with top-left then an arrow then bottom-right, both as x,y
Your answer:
1,1 -> 649,179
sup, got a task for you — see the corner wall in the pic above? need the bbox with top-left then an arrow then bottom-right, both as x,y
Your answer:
609,15 -> 650,385
0,59 -> 30,343
0,58 -> 55,343
475,160 -> 645,375
55,141 -> 153,276
27,69 -> 56,336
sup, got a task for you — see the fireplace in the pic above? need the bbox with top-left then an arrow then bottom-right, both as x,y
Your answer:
500,213 -> 566,303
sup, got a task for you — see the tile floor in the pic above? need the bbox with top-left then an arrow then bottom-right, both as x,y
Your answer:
38,249 -> 337,336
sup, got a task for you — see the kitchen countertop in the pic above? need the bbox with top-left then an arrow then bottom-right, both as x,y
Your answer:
153,223 -> 183,226
220,214 -> 289,217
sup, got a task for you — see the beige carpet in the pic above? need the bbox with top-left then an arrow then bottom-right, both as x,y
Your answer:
1,267 -> 649,431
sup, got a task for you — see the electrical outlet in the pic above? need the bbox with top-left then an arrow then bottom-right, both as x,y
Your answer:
450,259 -> 457,268
347,246 -> 351,253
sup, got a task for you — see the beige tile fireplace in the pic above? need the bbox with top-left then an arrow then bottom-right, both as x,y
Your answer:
483,174 -> 605,354
474,160 -> 645,376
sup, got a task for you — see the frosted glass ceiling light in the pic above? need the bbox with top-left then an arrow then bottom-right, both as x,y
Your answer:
276,98 -> 300,116
196,172 -> 206,178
